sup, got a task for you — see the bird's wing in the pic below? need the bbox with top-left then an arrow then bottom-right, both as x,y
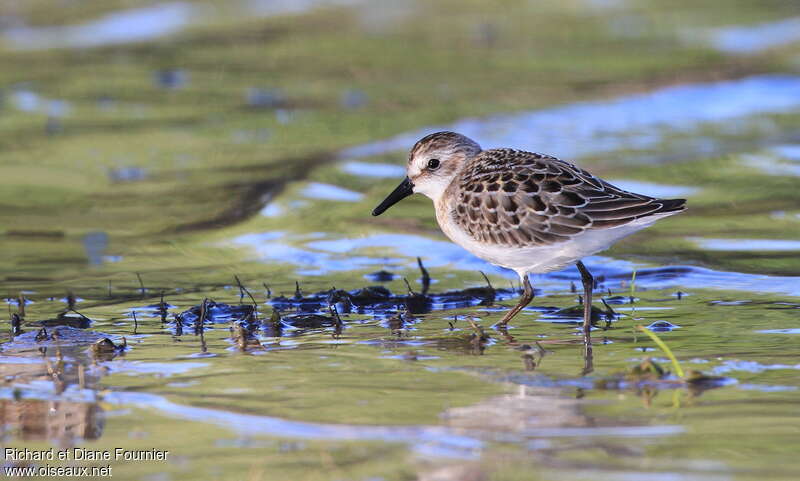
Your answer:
452,149 -> 685,248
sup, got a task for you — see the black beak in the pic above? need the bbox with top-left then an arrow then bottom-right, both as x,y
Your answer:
372,177 -> 414,216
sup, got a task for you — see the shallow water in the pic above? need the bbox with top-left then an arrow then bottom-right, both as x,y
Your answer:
3,3 -> 198,50
342,74 -> 800,162
703,17 -> 800,54
2,1 -> 800,480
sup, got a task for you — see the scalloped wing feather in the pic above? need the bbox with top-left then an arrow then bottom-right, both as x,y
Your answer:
452,149 -> 685,248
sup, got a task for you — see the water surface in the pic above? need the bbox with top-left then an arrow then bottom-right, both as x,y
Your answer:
2,1 -> 800,481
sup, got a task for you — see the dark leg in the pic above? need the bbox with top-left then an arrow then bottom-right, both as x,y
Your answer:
496,274 -> 534,326
576,261 -> 594,338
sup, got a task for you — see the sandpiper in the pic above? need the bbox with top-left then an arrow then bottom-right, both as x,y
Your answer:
372,131 -> 686,336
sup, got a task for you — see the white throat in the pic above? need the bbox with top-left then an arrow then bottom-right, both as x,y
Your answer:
413,177 -> 452,204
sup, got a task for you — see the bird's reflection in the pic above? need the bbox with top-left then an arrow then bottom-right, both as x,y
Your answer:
0,399 -> 104,443
0,342 -> 106,445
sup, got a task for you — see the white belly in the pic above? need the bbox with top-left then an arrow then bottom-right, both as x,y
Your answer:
435,204 -> 665,276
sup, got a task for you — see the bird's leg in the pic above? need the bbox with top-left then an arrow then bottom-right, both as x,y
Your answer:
582,342 -> 594,376
576,261 -> 594,339
496,274 -> 533,327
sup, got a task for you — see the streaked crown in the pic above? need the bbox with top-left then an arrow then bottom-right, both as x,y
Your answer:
409,131 -> 482,164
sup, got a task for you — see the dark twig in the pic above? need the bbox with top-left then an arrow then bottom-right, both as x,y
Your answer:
234,275 -> 259,317
466,319 -> 489,355
403,277 -> 415,295
330,304 -> 343,339
132,311 -> 138,335
11,313 -> 22,337
479,271 -> 494,293
195,298 -> 207,335
197,298 -> 208,353
234,276 -> 245,304
136,273 -> 146,299
233,324 -> 248,351
417,257 -> 430,295
17,292 -> 25,319
159,291 -> 168,323
601,298 -> 616,316
66,291 -> 76,310
174,314 -> 183,336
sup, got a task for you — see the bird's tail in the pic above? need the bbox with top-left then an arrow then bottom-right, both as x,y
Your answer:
654,198 -> 687,215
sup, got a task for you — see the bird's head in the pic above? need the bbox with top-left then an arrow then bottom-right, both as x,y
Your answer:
372,131 -> 482,216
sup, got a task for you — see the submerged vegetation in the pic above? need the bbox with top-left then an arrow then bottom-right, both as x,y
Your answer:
1,0 -> 800,480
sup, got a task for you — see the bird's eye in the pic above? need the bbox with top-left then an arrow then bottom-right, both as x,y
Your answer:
427,158 -> 440,170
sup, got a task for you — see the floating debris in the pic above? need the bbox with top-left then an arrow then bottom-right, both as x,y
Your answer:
454,272 -> 496,306
385,310 -> 414,336
261,309 -> 283,338
684,370 -> 729,393
326,289 -> 354,314
466,320 -> 490,356
2,325 -> 110,350
92,337 -> 127,360
28,310 -> 92,329
402,278 -> 432,315
232,323 -> 261,351
270,277 -> 515,316
627,357 -> 666,381
176,301 -> 255,327
594,357 -> 731,404
350,285 -> 393,306
281,313 -> 336,330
